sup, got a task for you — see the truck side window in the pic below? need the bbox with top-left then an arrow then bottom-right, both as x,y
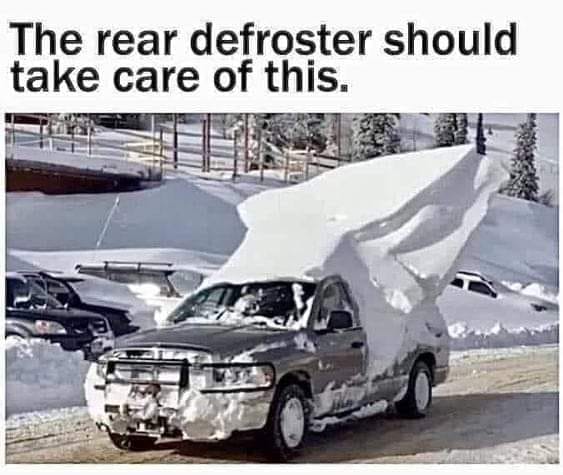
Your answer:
468,281 -> 494,297
315,282 -> 349,331
451,278 -> 464,288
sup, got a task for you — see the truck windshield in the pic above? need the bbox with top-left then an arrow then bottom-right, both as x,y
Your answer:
168,281 -> 317,330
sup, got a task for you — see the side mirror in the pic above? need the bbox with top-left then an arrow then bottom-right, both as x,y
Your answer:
327,310 -> 353,331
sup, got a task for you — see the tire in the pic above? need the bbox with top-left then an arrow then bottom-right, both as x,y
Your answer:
395,360 -> 432,418
262,383 -> 310,461
107,432 -> 157,452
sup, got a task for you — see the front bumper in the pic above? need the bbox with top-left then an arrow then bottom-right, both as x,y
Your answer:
86,359 -> 274,441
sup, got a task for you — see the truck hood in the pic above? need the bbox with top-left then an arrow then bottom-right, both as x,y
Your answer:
119,323 -> 295,358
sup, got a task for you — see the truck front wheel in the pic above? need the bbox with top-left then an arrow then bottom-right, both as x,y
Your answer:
395,360 -> 432,418
263,383 -> 309,461
107,432 -> 156,451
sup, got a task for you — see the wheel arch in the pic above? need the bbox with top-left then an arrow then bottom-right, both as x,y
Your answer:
276,370 -> 313,400
415,352 -> 436,382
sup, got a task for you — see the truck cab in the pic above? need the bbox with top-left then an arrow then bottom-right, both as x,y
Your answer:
87,275 -> 449,460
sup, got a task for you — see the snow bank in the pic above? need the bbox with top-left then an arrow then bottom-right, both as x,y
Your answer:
448,321 -> 558,350
6,338 -> 90,416
207,145 -> 507,374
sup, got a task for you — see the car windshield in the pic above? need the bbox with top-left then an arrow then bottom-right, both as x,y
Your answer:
168,281 -> 317,330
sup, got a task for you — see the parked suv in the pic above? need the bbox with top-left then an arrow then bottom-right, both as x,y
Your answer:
5,273 -> 114,359
20,271 -> 139,337
88,275 -> 449,460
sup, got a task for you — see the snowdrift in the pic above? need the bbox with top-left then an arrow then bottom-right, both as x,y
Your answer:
207,145 -> 507,373
6,338 -> 90,415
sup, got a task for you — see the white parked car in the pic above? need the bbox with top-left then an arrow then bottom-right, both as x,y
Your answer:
450,271 -> 498,299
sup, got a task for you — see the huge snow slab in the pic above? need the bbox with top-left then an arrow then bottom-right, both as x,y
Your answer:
207,145 -> 507,372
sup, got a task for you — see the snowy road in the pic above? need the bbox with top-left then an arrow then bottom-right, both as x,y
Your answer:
6,345 -> 558,464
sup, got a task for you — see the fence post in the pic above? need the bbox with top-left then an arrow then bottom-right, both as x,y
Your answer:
47,114 -> 53,150
205,115 -> 207,172
39,117 -> 44,149
243,114 -> 249,173
206,113 -> 211,172
232,132 -> 238,181
258,127 -> 264,182
10,114 -> 16,156
304,148 -> 311,180
87,113 -> 92,156
71,123 -> 75,153
284,150 -> 290,183
173,113 -> 178,169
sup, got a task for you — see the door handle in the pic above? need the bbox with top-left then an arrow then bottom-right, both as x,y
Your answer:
351,341 -> 364,349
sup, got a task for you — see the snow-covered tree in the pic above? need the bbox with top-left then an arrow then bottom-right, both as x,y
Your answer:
283,114 -> 327,151
454,113 -> 468,145
351,113 -> 401,161
500,113 -> 539,202
434,113 -> 457,147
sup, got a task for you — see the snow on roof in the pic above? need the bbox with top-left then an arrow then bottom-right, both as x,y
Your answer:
207,145 -> 507,373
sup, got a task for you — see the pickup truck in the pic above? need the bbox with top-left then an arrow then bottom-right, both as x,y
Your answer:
88,275 -> 449,460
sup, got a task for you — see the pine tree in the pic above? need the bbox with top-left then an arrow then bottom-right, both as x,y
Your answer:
434,113 -> 457,147
454,113 -> 468,145
501,113 -> 539,201
351,113 -> 401,161
284,114 -> 327,151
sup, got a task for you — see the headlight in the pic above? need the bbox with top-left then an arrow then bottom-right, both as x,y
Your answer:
204,364 -> 275,392
35,320 -> 66,335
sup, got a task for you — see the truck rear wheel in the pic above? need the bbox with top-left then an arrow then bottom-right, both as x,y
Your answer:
263,383 -> 309,461
395,361 -> 432,418
108,432 -> 156,451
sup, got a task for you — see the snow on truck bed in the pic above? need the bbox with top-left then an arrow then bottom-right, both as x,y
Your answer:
207,145 -> 507,373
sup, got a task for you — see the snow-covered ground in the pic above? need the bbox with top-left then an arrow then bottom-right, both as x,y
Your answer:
6,344 -> 558,463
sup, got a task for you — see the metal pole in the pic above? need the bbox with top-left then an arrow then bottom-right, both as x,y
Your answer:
284,151 -> 290,183
71,124 -> 75,153
173,113 -> 178,169
476,113 -> 486,155
305,148 -> 310,180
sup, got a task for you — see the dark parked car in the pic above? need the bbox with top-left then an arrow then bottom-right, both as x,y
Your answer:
5,273 -> 114,359
20,271 -> 139,337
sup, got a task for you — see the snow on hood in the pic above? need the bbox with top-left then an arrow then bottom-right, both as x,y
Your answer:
206,145 -> 507,373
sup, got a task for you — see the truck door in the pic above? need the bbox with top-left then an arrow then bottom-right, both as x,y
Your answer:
310,279 -> 367,413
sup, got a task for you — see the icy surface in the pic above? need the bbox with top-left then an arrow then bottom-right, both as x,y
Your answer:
207,145 -> 506,373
